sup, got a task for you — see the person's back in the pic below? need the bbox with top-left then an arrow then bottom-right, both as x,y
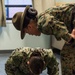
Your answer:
5,47 -> 59,75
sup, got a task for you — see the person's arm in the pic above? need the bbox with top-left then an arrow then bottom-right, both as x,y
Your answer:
46,55 -> 59,75
38,12 -> 72,41
37,4 -> 74,42
5,60 -> 24,75
5,48 -> 25,75
43,49 -> 59,75
5,47 -> 32,75
5,58 -> 15,75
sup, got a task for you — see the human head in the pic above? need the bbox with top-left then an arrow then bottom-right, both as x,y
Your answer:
23,18 -> 41,36
12,6 -> 41,39
27,51 -> 45,75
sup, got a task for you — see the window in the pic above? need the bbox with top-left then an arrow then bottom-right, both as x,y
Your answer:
5,0 -> 32,20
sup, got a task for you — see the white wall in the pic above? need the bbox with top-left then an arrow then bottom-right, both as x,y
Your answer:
52,36 -> 65,50
32,0 -> 55,14
0,21 -> 50,50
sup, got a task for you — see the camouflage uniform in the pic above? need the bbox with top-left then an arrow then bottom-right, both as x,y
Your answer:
5,47 -> 59,75
37,4 -> 75,75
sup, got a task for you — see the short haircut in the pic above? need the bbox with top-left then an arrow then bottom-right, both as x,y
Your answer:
29,56 -> 44,74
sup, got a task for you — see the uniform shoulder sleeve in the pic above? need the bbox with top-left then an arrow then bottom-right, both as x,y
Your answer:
44,49 -> 59,75
37,4 -> 72,42
5,47 -> 31,75
47,55 -> 59,75
5,57 -> 15,75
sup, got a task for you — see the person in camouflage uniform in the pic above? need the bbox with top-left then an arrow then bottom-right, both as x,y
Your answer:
12,4 -> 75,75
5,47 -> 59,75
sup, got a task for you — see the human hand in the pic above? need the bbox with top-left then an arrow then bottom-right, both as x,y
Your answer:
66,29 -> 75,44
70,29 -> 75,39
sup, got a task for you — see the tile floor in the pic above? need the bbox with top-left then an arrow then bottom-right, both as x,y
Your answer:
0,53 -> 62,75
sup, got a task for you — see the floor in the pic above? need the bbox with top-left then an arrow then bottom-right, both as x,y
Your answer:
0,53 -> 62,75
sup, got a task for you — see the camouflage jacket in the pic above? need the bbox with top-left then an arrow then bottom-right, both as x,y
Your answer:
5,47 -> 59,75
37,4 -> 75,41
